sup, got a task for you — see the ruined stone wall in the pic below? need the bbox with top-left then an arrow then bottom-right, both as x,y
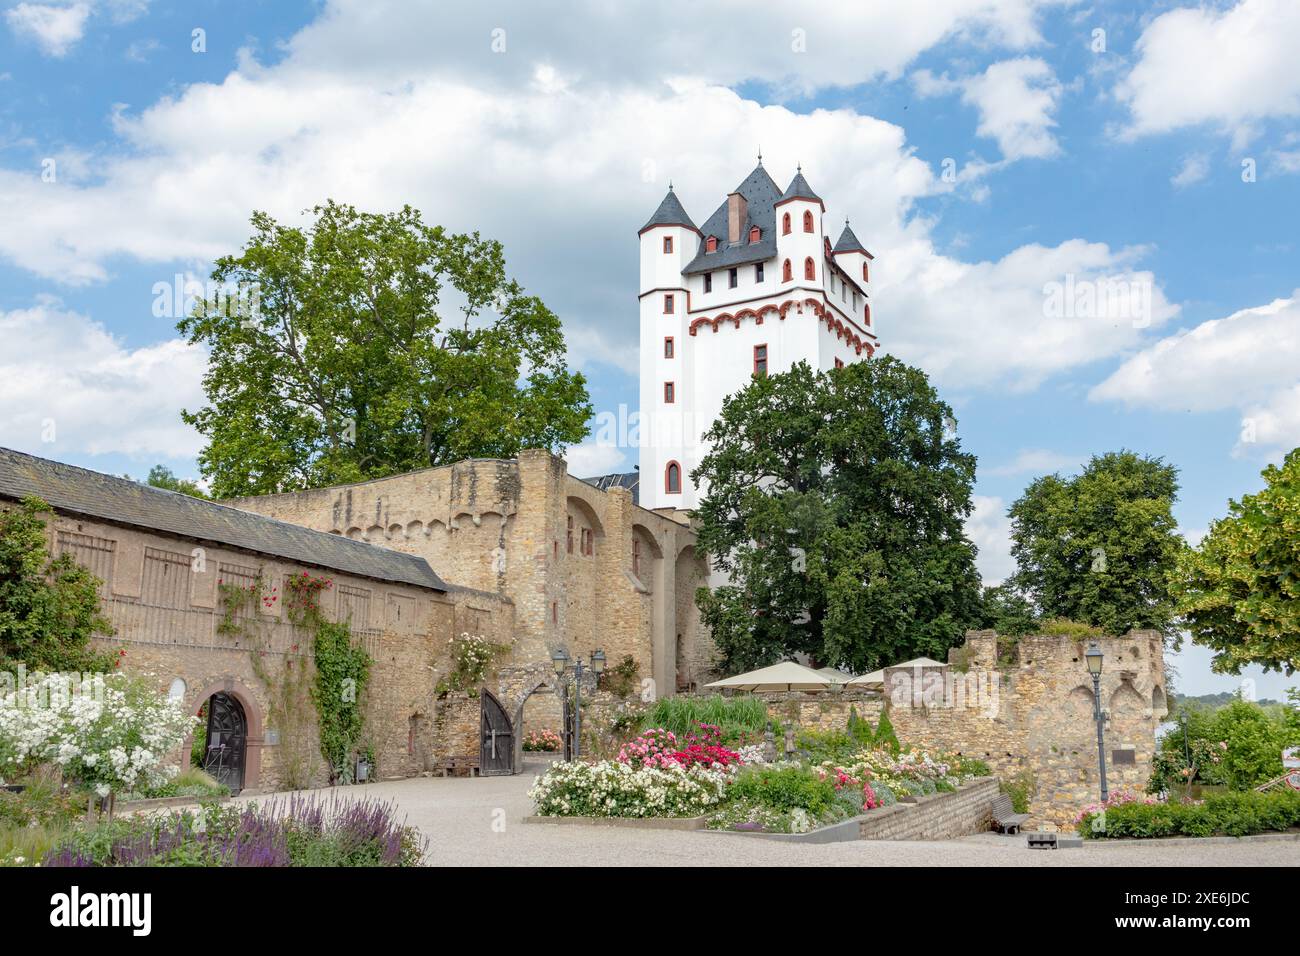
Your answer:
228,451 -> 720,698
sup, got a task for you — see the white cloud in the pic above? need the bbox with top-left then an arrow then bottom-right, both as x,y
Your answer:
967,494 -> 1015,585
986,448 -> 1078,477
1171,153 -> 1210,188
5,2 -> 92,57
1115,0 -> 1300,141
563,442 -> 629,479
913,57 -> 1063,160
0,298 -> 206,458
1089,292 -> 1300,455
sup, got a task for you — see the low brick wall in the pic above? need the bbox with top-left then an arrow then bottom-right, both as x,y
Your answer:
856,777 -> 998,841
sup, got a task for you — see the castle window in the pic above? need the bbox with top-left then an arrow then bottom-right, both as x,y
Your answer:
632,538 -> 642,576
803,210 -> 814,233
664,381 -> 675,403
706,236 -> 718,253
804,257 -> 815,280
663,294 -> 674,314
703,272 -> 712,293
665,461 -> 682,495
862,262 -> 869,282
566,515 -> 574,554
749,225 -> 761,243
728,267 -> 738,289
753,344 -> 768,376
662,235 -> 673,254
782,259 -> 792,282
755,262 -> 764,283
782,212 -> 791,235
581,527 -> 594,556
864,303 -> 871,325
664,336 -> 674,359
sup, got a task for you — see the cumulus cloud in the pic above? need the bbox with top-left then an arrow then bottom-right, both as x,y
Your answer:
5,2 -> 92,57
1171,153 -> 1210,188
1089,292 -> 1300,456
914,57 -> 1064,160
966,494 -> 1015,585
0,298 -> 206,458
1115,0 -> 1300,142
986,448 -> 1079,477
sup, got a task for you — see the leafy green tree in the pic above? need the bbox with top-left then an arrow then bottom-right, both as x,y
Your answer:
977,583 -> 1038,636
692,358 -> 983,673
178,201 -> 592,497
143,465 -> 209,499
0,497 -> 115,672
1007,451 -> 1183,638
1170,448 -> 1300,675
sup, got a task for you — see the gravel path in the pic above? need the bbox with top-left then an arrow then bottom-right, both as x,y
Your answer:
243,765 -> 1300,867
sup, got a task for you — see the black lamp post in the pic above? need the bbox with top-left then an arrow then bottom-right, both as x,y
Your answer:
551,647 -> 606,759
1085,641 -> 1109,804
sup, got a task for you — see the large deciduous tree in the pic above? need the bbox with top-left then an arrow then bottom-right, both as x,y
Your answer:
1007,451 -> 1184,638
691,358 -> 983,673
1170,448 -> 1300,675
179,202 -> 592,497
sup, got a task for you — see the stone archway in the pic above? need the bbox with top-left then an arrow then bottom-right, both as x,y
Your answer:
186,678 -> 265,792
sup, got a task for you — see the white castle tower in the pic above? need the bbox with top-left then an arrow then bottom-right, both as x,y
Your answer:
637,160 -> 880,510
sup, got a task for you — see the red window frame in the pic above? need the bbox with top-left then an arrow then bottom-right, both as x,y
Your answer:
864,303 -> 871,325
662,235 -> 673,254
663,293 -> 674,314
782,212 -> 791,235
703,272 -> 712,293
749,225 -> 761,244
803,210 -> 814,233
665,461 -> 682,495
804,257 -> 815,280
862,262 -> 869,283
753,344 -> 768,376
706,236 -> 718,253
664,336 -> 674,359
834,358 -> 845,369
664,381 -> 675,403
782,259 -> 792,282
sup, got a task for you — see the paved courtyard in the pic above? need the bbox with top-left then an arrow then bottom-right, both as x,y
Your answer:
243,759 -> 1300,867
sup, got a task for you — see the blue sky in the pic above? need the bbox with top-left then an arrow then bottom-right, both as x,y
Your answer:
1,0 -> 1298,697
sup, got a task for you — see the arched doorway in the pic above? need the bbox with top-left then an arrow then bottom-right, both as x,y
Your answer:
202,692 -> 248,793
480,690 -> 515,776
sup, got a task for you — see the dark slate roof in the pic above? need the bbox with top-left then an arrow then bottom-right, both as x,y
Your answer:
682,163 -> 783,275
0,447 -> 447,592
639,186 -> 698,234
580,471 -> 639,506
779,168 -> 821,205
833,222 -> 868,255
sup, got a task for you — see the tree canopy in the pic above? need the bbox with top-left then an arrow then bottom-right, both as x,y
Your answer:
142,465 -> 209,499
1006,451 -> 1184,639
179,201 -> 592,497
691,357 -> 983,673
0,497 -> 115,673
1170,447 -> 1300,675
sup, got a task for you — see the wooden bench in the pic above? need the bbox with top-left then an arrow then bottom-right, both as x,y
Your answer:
437,755 -> 480,778
991,793 -> 1031,834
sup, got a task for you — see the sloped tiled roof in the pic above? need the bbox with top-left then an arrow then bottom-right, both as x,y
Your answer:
0,447 -> 446,592
639,186 -> 698,234
778,168 -> 822,206
580,471 -> 639,505
682,163 -> 783,275
833,222 -> 869,255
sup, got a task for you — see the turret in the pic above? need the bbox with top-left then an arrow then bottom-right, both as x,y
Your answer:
774,166 -> 825,287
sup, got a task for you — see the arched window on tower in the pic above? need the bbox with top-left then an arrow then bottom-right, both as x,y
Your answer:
665,461 -> 682,495
804,257 -> 815,281
803,210 -> 814,233
862,262 -> 869,283
864,303 -> 871,326
782,212 -> 791,235
782,259 -> 792,282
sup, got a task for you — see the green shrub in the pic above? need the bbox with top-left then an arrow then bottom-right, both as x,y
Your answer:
873,710 -> 899,753
726,765 -> 839,816
1000,770 -> 1035,814
1083,790 -> 1300,839
795,728 -> 857,763
639,694 -> 768,742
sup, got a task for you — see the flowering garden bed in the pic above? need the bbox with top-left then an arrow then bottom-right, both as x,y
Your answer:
1078,788 -> 1300,839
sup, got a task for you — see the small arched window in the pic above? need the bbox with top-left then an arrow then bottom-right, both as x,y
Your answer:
864,303 -> 871,325
782,212 -> 791,235
706,236 -> 718,253
862,262 -> 869,283
782,259 -> 792,282
749,225 -> 761,244
804,257 -> 815,281
665,461 -> 682,495
803,210 -> 814,233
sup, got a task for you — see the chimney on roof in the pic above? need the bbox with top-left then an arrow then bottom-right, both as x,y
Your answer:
727,191 -> 747,245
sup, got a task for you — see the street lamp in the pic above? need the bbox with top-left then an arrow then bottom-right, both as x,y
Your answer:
552,648 -> 606,759
1085,641 -> 1109,804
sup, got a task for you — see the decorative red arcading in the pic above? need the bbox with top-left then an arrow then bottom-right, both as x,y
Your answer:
685,296 -> 875,354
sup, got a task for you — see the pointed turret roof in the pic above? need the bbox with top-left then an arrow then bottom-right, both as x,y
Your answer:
638,185 -> 698,234
778,166 -> 822,205
681,161 -> 783,275
832,221 -> 869,255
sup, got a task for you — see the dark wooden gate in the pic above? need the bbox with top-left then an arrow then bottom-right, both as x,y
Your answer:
479,690 -> 515,776
203,692 -> 247,794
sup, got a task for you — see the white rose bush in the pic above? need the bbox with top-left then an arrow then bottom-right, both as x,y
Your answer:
0,672 -> 197,798
528,759 -> 731,818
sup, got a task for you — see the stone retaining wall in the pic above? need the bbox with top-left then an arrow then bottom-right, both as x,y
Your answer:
856,777 -> 999,841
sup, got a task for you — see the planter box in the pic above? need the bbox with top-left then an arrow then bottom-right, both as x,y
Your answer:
118,794 -> 232,813
707,816 -> 864,844
523,814 -> 708,830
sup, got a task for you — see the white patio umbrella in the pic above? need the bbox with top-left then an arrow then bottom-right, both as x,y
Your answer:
705,661 -> 836,692
815,667 -> 856,683
846,656 -> 947,687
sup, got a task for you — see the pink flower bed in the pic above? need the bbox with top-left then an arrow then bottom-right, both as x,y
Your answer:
617,724 -> 743,770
